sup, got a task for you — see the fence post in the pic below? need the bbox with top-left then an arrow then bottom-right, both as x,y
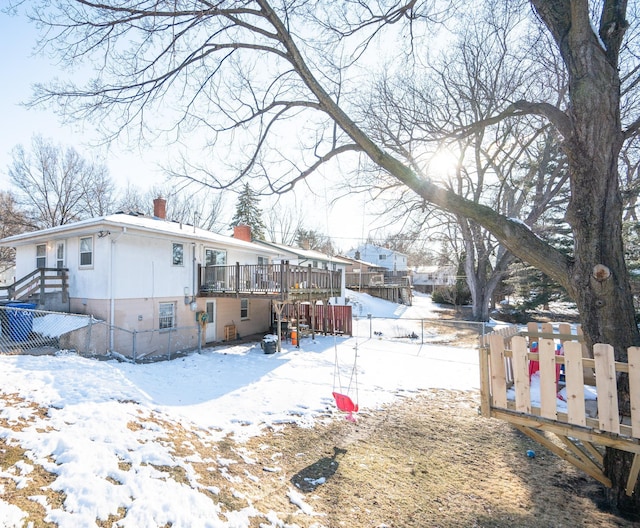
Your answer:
421,319 -> 424,344
86,317 -> 93,357
168,327 -> 173,360
368,313 -> 372,339
198,323 -> 202,353
132,330 -> 137,363
39,268 -> 46,305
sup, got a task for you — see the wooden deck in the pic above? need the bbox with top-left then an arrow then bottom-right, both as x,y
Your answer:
480,322 -> 640,495
198,262 -> 342,301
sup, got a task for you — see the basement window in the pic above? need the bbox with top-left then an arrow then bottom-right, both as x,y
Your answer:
159,302 -> 176,330
240,298 -> 249,320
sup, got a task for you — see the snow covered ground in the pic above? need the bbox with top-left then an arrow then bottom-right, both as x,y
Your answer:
0,292 -> 481,528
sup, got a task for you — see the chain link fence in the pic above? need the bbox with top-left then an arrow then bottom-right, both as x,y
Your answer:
352,315 -> 490,347
0,305 -> 492,362
0,304 -> 203,362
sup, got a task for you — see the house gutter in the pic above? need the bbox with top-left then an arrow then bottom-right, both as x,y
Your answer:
109,228 -> 127,352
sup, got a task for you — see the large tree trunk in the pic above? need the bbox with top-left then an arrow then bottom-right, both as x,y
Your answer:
531,0 -> 640,516
270,0 -> 640,513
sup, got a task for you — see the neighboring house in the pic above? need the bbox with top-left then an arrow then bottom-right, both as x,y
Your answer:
338,255 -> 386,288
0,265 -> 14,286
0,199 -> 342,358
412,265 -> 457,294
344,243 -> 408,273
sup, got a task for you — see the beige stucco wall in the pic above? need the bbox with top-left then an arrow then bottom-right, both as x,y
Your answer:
69,294 -> 273,358
211,297 -> 272,343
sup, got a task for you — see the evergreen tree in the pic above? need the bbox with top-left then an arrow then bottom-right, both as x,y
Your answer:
504,216 -> 573,312
230,183 -> 266,240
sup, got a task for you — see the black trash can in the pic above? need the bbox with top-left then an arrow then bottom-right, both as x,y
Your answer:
261,337 -> 277,354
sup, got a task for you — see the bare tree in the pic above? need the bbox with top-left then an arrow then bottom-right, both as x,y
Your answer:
114,183 -> 226,232
357,6 -> 571,321
26,0 -> 640,510
8,135 -> 115,228
264,200 -> 304,244
0,192 -> 30,270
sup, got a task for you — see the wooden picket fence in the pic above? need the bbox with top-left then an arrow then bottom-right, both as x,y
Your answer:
479,322 -> 640,496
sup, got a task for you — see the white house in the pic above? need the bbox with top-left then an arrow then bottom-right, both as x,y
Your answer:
0,199 -> 348,359
412,265 -> 457,293
344,243 -> 408,273
0,199 -> 284,357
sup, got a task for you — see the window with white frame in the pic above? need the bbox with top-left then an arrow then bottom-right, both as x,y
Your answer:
240,298 -> 249,319
36,244 -> 46,269
79,237 -> 93,267
159,302 -> 176,329
56,242 -> 65,268
172,243 -> 184,266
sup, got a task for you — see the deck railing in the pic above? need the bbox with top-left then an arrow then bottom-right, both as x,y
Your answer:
479,322 -> 640,495
199,262 -> 342,298
0,268 -> 69,303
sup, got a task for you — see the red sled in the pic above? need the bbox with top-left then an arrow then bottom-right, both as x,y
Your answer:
332,392 -> 359,422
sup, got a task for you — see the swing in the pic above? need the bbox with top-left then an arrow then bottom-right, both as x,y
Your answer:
332,391 -> 358,422
325,184 -> 361,422
332,305 -> 359,422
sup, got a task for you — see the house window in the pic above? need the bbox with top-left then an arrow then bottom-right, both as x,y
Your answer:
56,242 -> 65,268
36,244 -> 46,269
205,248 -> 226,266
79,237 -> 93,267
379,254 -> 387,260
240,298 -> 249,320
159,302 -> 176,329
205,248 -> 227,286
172,243 -> 184,266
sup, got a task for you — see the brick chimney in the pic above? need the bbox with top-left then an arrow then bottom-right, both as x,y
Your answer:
153,197 -> 166,219
233,224 -> 252,242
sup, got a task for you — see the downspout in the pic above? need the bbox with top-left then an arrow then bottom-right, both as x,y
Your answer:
109,228 -> 126,351
192,242 -> 197,306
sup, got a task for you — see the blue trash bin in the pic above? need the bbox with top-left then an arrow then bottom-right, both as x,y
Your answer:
6,302 -> 37,342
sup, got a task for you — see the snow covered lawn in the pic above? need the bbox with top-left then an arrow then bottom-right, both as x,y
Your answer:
0,293 -> 480,527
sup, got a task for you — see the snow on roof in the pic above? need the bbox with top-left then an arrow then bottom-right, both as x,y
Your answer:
413,265 -> 456,274
337,255 -> 384,268
0,212 -> 282,255
256,240 -> 350,264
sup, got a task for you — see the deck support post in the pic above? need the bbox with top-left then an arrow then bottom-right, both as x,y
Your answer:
626,453 -> 640,496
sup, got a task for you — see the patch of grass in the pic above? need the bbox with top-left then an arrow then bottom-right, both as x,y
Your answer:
1,386 -> 635,527
0,428 -> 65,527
